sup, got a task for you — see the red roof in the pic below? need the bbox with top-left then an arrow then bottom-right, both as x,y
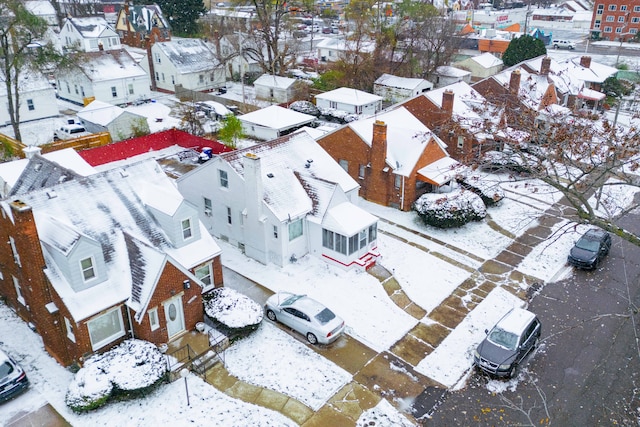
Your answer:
78,128 -> 233,166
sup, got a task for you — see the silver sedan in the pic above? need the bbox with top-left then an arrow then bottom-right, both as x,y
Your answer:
265,292 -> 345,345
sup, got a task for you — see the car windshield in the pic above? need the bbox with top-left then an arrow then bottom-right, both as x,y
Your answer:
487,327 -> 518,350
315,308 -> 336,325
0,361 -> 14,377
575,237 -> 600,252
281,294 -> 305,306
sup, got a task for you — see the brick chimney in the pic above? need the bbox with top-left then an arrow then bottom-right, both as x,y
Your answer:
509,69 -> 521,95
540,56 -> 551,75
442,89 -> 455,116
580,56 -> 592,68
371,120 -> 388,172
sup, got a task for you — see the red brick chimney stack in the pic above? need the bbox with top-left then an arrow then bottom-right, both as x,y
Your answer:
442,89 -> 455,116
580,56 -> 592,68
540,56 -> 551,75
371,120 -> 388,171
509,69 -> 521,95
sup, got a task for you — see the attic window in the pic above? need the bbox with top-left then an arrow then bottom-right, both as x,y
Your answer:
267,173 -> 274,178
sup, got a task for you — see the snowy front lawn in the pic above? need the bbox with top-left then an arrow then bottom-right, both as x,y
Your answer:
224,321 -> 352,411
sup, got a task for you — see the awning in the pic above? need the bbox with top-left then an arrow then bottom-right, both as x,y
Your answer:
577,87 -> 605,101
417,157 -> 467,186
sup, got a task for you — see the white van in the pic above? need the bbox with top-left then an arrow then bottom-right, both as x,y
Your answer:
551,39 -> 576,50
54,120 -> 88,140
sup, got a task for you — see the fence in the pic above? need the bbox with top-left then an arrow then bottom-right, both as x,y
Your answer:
0,131 -> 112,158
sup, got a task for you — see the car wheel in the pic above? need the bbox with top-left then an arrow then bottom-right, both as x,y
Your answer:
554,44 -> 559,49
507,363 -> 518,379
266,309 -> 277,322
306,332 -> 318,344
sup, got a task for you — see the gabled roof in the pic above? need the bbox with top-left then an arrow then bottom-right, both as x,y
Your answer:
315,87 -> 382,106
522,55 -> 616,95
315,37 -> 376,54
347,107 -> 441,177
374,74 -> 431,90
434,66 -> 471,78
154,38 -> 220,74
124,3 -> 169,32
220,131 -> 359,222
9,159 -> 221,322
469,52 -> 503,69
253,74 -> 298,90
9,155 -> 85,197
64,17 -> 116,38
78,100 -> 136,127
74,49 -> 147,82
489,66 -> 557,111
238,105 -> 315,130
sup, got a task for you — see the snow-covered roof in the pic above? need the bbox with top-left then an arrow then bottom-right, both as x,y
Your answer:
315,87 -> 382,106
470,52 -> 503,69
435,66 -> 471,78
491,67 -> 556,111
374,74 -> 431,90
239,105 -> 315,130
417,156 -> 467,186
75,49 -> 147,82
65,17 -> 116,38
523,55 -> 617,95
12,159 -> 220,322
78,100 -> 127,126
220,131 -> 359,222
124,4 -> 169,32
154,38 -> 220,74
315,37 -> 376,55
348,107 -> 438,177
253,74 -> 297,90
24,1 -> 56,16
578,87 -> 606,101
321,202 -> 377,236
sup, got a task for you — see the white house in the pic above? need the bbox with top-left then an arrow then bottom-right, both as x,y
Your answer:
253,74 -> 306,104
216,34 -> 263,79
238,105 -> 316,140
316,37 -> 376,63
315,87 -> 383,116
0,72 -> 58,126
59,17 -> 122,52
141,38 -> 226,93
25,1 -> 58,26
77,100 -> 150,142
176,131 -> 380,270
430,66 -> 472,88
56,49 -> 151,106
373,74 -> 433,104
453,52 -> 504,81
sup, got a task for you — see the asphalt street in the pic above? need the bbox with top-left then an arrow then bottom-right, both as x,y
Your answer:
424,208 -> 640,426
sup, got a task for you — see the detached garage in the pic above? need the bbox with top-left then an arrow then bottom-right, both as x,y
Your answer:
238,105 -> 315,141
78,100 -> 150,142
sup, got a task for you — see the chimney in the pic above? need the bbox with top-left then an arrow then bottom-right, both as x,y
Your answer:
509,69 -> 521,95
98,41 -> 104,51
540,56 -> 551,75
371,120 -> 388,172
214,30 -> 221,56
23,146 -> 42,159
146,36 -> 157,91
442,89 -> 455,116
580,56 -> 592,68
242,153 -> 268,264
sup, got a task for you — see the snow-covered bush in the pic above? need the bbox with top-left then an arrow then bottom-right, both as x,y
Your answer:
413,189 -> 486,228
458,174 -> 505,206
66,339 -> 167,413
204,287 -> 263,338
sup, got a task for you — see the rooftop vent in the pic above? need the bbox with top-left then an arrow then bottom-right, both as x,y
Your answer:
267,173 -> 274,178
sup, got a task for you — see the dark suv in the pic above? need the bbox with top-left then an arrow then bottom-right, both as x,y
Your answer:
474,308 -> 541,378
567,228 -> 611,270
0,349 -> 29,402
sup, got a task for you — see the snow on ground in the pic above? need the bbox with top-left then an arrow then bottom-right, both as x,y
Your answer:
220,242 -> 417,352
415,287 -> 525,389
224,321 -> 351,410
355,398 -> 416,427
377,235 -> 471,313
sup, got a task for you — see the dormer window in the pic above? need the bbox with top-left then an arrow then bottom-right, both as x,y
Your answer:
182,218 -> 192,240
80,257 -> 96,281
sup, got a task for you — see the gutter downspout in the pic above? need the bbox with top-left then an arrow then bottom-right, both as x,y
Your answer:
401,175 -> 405,211
126,306 -> 135,339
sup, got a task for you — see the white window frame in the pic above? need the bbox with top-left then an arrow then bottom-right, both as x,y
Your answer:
219,169 -> 229,188
148,307 -> 160,331
27,99 -> 34,111
606,15 -> 615,21
226,206 -> 232,225
182,218 -> 193,240
339,159 -> 348,172
80,256 -> 96,282
358,164 -> 365,179
457,136 -> 464,148
604,26 -> 613,32
65,317 -> 76,342
195,263 -> 212,286
13,276 -> 25,306
87,307 -> 126,350
9,236 -> 20,267
111,86 -> 117,97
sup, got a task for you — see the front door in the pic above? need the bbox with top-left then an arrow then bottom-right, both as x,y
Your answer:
163,295 -> 185,338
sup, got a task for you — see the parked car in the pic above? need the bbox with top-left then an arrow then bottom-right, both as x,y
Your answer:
474,308 -> 541,378
0,349 -> 29,403
567,228 -> 612,269
551,39 -> 576,50
265,292 -> 345,344
54,119 -> 88,140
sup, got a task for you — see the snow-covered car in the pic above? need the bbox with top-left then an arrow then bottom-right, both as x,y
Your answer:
474,308 -> 541,379
567,228 -> 611,270
0,348 -> 29,403
265,292 -> 345,345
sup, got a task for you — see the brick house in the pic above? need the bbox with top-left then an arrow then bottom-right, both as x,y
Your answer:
115,1 -> 170,49
590,0 -> 640,41
401,81 -> 502,163
317,107 -> 465,212
0,157 -> 222,366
